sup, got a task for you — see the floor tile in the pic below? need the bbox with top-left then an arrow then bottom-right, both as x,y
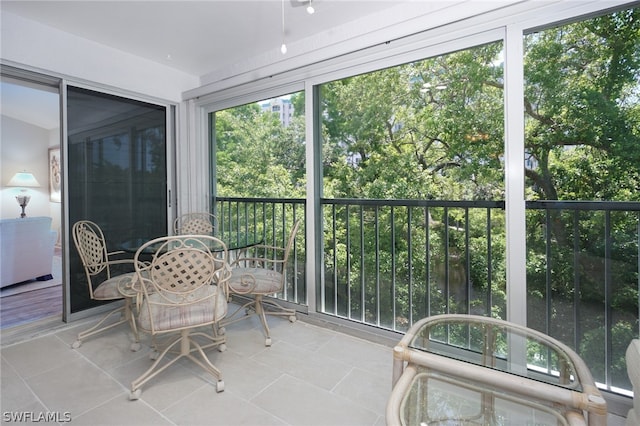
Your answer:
332,366 -> 391,416
24,357 -> 124,416
163,383 -> 287,426
255,340 -> 353,391
275,320 -> 337,352
1,373 -> 41,413
71,394 -> 173,425
1,334 -> 82,378
69,323 -> 150,371
108,351 -> 211,409
251,374 -> 379,426
184,347 -> 284,401
317,332 -> 391,375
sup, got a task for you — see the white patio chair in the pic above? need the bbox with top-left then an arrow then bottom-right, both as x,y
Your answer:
71,220 -> 140,351
128,234 -> 231,400
223,220 -> 301,346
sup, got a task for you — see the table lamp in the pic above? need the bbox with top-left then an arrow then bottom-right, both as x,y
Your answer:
6,171 -> 41,218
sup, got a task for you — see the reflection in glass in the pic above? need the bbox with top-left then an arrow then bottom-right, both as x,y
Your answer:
67,86 -> 167,314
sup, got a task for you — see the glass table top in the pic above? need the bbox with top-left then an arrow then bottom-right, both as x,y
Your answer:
406,316 -> 582,391
399,368 -> 574,426
120,231 -> 262,254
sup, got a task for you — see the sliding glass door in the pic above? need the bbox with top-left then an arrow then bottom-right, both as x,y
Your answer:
66,86 -> 169,315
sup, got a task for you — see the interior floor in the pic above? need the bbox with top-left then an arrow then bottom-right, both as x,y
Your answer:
1,306 -> 628,425
1,307 -> 392,425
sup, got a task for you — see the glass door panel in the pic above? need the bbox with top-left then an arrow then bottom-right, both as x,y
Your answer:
67,86 -> 167,314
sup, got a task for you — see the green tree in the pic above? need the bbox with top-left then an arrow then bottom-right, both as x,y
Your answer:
215,99 -> 305,198
524,9 -> 640,202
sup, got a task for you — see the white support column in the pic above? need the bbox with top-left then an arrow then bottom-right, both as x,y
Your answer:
504,24 -> 527,326
305,80 -> 318,313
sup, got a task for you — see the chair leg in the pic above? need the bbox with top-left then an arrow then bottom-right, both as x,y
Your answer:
254,295 -> 273,347
130,332 -> 184,400
124,299 -> 141,352
222,294 -> 295,346
184,332 -> 225,391
262,297 -> 297,323
129,329 -> 225,400
219,296 -> 256,329
72,304 -> 127,349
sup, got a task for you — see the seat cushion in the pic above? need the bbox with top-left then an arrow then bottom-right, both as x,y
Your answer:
138,285 -> 227,332
93,272 -> 136,300
228,267 -> 283,295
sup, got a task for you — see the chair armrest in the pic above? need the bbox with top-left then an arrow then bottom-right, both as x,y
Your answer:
215,263 -> 232,297
106,257 -> 136,265
232,244 -> 286,267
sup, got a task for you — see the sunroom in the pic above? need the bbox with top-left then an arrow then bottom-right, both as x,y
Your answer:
1,0 -> 638,423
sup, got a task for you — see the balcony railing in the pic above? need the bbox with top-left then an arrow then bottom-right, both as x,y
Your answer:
526,200 -> 640,394
320,198 -> 506,330
214,196 -> 639,396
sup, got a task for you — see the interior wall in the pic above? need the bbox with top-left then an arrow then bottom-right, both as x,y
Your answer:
0,11 -> 197,102
0,116 -> 57,220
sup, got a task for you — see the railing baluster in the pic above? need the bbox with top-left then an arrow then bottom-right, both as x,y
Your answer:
382,206 -> 388,326
444,206 -> 450,315
465,207 -> 470,315
426,206 -> 431,320
360,205 -> 365,323
487,208 -> 492,316
346,204 -> 351,318
332,203 -> 337,315
545,208 -> 552,337
407,206 -> 413,329
605,209 -> 612,389
573,210 -> 580,351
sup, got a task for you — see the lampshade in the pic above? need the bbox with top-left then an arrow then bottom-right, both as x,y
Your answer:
7,172 -> 41,188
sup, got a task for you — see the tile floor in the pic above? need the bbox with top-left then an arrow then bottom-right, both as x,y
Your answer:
1,309 -> 629,426
1,310 -> 391,426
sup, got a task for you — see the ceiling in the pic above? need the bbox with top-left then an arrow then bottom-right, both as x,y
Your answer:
1,0 -> 409,130
1,0 -> 404,78
1,80 -> 60,130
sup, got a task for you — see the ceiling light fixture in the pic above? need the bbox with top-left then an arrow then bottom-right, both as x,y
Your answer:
306,0 -> 314,14
280,0 -> 287,54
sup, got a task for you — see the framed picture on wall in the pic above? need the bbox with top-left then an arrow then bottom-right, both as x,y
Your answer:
49,147 -> 61,203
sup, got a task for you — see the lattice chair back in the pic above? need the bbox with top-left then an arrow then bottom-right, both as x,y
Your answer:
134,235 -> 231,335
173,213 -> 218,235
72,220 -> 112,299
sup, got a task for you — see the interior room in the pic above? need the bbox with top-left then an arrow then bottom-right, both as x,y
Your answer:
1,1 -> 637,424
0,80 -> 62,327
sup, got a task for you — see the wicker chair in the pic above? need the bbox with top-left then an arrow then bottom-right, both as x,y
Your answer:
223,220 -> 301,346
173,212 -> 218,235
71,220 -> 140,351
128,235 -> 231,400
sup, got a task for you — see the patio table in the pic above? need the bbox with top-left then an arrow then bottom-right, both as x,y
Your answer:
119,230 -> 262,254
386,314 -> 607,426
